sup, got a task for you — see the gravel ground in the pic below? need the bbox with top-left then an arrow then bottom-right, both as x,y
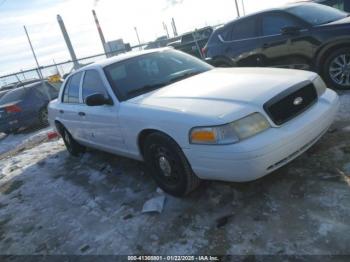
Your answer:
0,91 -> 349,255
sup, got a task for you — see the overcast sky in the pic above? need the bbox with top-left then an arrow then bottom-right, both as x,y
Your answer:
0,0 -> 290,76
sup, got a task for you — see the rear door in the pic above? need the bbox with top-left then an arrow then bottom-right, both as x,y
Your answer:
59,72 -> 85,140
78,69 -> 125,153
218,17 -> 261,66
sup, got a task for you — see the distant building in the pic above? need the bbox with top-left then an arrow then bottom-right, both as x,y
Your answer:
105,39 -> 128,57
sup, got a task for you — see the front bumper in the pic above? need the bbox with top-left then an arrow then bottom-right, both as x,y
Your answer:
183,89 -> 340,182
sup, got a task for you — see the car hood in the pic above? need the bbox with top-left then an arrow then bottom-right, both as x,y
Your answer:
127,68 -> 317,120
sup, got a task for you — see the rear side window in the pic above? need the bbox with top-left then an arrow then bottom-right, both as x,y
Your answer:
82,70 -> 109,103
261,13 -> 300,36
221,18 -> 257,41
231,18 -> 257,40
62,72 -> 83,103
0,88 -> 27,105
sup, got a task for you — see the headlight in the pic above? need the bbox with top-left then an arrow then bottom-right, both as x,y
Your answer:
190,113 -> 270,145
313,76 -> 327,97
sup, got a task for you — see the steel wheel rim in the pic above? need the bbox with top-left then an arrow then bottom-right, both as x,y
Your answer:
329,53 -> 350,87
153,146 -> 180,185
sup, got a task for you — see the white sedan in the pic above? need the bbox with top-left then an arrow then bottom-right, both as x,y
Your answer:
49,48 -> 339,197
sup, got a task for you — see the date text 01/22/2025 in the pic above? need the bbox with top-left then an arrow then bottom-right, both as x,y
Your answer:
127,256 -> 220,261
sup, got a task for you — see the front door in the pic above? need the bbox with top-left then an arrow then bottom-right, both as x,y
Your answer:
257,11 -> 312,70
78,69 -> 126,153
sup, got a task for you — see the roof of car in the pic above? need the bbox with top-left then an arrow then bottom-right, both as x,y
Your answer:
80,48 -> 170,71
221,2 -> 320,26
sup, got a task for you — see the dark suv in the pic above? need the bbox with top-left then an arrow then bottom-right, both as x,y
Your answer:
204,3 -> 350,89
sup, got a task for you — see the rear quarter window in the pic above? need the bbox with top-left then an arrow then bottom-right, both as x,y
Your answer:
62,72 -> 83,103
222,18 -> 257,41
0,88 -> 28,105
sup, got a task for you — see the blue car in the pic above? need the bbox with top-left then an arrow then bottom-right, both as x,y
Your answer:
0,81 -> 59,134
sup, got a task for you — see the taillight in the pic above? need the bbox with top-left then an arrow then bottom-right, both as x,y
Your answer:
5,104 -> 22,113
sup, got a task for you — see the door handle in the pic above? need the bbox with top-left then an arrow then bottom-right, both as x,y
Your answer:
78,112 -> 86,117
262,43 -> 270,49
59,110 -> 64,114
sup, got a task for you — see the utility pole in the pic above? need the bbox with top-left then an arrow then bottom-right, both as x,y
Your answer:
241,0 -> 246,16
57,15 -> 79,69
134,27 -> 141,49
24,25 -> 43,80
163,22 -> 169,38
171,18 -> 178,37
92,10 -> 108,56
234,0 -> 240,17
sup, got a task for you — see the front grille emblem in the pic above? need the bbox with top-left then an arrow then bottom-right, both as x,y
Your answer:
293,97 -> 303,106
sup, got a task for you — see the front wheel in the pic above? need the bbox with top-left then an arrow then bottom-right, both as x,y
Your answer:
323,47 -> 350,90
61,128 -> 86,157
143,133 -> 201,197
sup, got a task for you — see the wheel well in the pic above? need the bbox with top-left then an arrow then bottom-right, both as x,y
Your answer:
138,129 -> 170,157
316,43 -> 350,72
212,56 -> 234,67
54,120 -> 65,135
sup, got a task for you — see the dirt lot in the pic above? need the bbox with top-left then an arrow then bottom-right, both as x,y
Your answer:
0,92 -> 350,255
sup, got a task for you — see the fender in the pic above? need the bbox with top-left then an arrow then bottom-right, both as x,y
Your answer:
210,56 -> 236,67
314,37 -> 350,72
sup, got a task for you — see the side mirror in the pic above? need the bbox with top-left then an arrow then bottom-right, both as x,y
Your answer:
281,26 -> 301,36
85,93 -> 112,106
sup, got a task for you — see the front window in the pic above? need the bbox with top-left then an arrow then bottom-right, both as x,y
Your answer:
262,14 -> 300,36
286,3 -> 348,25
104,50 -> 213,101
82,70 -> 109,103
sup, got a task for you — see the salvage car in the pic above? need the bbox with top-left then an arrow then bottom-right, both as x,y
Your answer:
203,2 -> 350,89
48,49 -> 339,197
0,81 -> 59,134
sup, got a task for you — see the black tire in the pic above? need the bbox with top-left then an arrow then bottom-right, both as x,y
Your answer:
143,132 -> 201,197
215,62 -> 231,68
3,129 -> 19,135
61,127 -> 86,157
323,47 -> 350,90
38,107 -> 49,126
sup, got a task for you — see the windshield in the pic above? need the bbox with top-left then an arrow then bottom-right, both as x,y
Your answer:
286,4 -> 348,25
104,50 -> 213,101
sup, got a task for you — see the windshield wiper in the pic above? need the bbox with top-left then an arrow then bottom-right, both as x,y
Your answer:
127,83 -> 168,97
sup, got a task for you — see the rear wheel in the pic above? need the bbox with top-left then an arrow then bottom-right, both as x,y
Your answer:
143,132 -> 201,197
323,47 -> 350,90
38,107 -> 49,126
61,128 -> 86,157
